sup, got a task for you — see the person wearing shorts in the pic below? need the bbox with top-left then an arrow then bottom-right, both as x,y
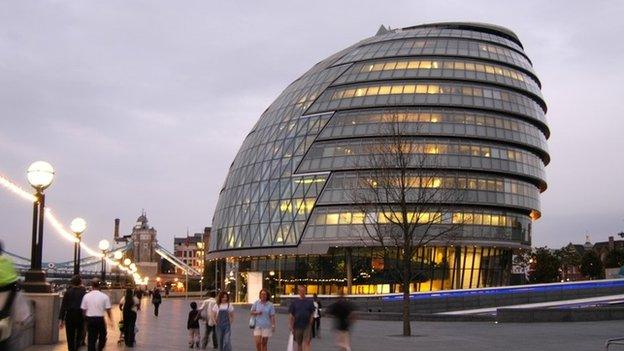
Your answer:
250,289 -> 275,351
288,285 -> 315,351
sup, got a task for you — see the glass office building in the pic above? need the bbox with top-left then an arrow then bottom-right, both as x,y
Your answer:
209,22 -> 549,299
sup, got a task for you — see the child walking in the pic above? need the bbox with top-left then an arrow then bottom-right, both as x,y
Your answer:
187,302 -> 201,348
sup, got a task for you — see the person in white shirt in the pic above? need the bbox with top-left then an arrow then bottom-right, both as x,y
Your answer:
197,291 -> 218,349
80,278 -> 113,351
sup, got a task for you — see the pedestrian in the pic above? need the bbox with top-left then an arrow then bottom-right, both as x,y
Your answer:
311,293 -> 322,339
288,285 -> 315,351
0,241 -> 19,350
250,288 -> 276,351
327,291 -> 355,351
80,278 -> 113,351
134,288 -> 143,310
152,288 -> 162,317
188,301 -> 201,348
119,287 -> 140,347
59,275 -> 87,351
197,291 -> 218,349
211,291 -> 234,351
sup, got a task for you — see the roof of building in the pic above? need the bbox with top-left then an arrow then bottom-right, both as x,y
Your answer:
402,21 -> 522,47
174,233 -> 204,245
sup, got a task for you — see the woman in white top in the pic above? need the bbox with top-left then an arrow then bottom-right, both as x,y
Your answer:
211,291 -> 234,351
119,288 -> 140,347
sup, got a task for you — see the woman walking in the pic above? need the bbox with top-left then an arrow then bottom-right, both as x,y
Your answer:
119,288 -> 140,347
312,293 -> 322,339
250,289 -> 276,351
212,291 -> 234,351
152,288 -> 162,317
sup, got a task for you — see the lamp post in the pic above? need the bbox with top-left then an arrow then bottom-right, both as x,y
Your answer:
113,251 -> 123,287
99,239 -> 110,284
70,217 -> 87,276
23,161 -> 54,293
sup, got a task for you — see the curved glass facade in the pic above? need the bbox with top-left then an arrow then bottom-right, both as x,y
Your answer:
210,22 -> 549,298
333,58 -> 543,101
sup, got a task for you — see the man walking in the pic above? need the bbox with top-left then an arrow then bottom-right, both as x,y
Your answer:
59,275 -> 87,351
288,285 -> 315,351
80,278 -> 113,351
198,291 -> 218,349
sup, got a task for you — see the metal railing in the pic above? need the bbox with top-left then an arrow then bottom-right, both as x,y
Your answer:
605,337 -> 624,350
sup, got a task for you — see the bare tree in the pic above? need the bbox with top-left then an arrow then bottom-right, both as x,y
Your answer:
348,113 -> 465,336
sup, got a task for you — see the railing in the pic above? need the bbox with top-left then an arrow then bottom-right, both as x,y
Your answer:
605,337 -> 624,350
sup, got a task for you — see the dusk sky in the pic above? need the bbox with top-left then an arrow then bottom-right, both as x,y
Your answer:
1,1 -> 623,262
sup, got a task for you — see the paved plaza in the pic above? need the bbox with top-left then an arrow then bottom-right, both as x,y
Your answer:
28,297 -> 624,351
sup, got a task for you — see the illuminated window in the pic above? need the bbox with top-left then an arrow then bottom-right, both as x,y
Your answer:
326,213 -> 339,225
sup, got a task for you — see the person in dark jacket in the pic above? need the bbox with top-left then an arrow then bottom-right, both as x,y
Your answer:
152,288 -> 162,316
327,291 -> 355,351
59,275 -> 87,351
120,288 -> 139,347
187,301 -> 200,348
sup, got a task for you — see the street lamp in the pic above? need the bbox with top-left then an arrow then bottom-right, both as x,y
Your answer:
113,251 -> 123,260
23,161 -> 55,293
98,239 -> 110,283
70,217 -> 87,276
123,258 -> 131,266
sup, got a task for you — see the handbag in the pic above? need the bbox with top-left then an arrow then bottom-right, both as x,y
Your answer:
287,333 -> 294,351
249,301 -> 257,329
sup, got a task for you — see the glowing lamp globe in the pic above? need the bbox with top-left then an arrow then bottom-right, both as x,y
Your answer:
98,239 -> 110,251
123,258 -> 131,266
27,161 -> 55,191
113,251 -> 123,260
70,217 -> 87,234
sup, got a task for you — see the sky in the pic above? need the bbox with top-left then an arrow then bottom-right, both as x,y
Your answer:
1,1 -> 623,262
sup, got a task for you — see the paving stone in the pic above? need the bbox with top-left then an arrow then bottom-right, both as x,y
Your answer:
26,297 -> 624,351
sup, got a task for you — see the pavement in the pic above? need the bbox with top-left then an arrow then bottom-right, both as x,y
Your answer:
27,297 -> 624,351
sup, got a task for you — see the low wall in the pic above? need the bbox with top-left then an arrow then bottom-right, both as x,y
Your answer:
497,307 -> 624,323
7,298 -> 35,349
275,305 -> 491,322
23,293 -> 60,345
280,279 -> 624,315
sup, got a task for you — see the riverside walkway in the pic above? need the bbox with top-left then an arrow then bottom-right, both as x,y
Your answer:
28,297 -> 624,350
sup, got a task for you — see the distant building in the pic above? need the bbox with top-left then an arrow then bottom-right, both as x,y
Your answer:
113,212 -> 160,280
173,228 -> 210,275
560,234 -> 624,281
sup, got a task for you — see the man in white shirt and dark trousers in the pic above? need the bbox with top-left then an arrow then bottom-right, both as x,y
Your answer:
81,278 -> 113,351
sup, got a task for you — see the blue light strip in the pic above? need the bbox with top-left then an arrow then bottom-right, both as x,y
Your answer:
381,279 -> 624,301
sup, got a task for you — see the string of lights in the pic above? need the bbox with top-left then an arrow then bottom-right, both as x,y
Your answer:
0,172 -> 147,285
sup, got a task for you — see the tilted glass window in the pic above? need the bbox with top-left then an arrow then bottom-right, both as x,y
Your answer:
333,38 -> 536,76
367,27 -> 526,54
317,171 -> 541,214
298,138 -> 546,187
307,81 -> 547,129
317,108 -> 549,161
333,58 -> 543,101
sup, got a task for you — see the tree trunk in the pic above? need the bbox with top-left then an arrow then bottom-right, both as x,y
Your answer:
402,255 -> 411,336
346,247 -> 353,294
